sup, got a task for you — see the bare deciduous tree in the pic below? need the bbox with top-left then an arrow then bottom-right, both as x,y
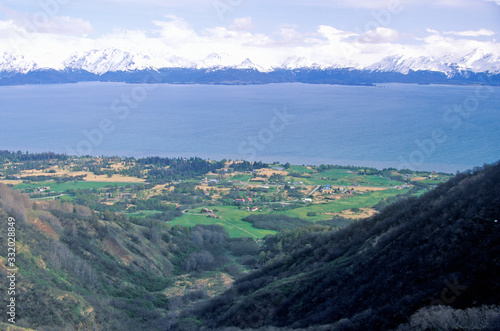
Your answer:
0,183 -> 31,223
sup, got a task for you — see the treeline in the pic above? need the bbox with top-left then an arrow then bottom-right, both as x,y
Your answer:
136,156 -> 224,169
120,157 -> 225,183
14,174 -> 86,182
0,150 -> 68,162
317,163 -> 379,173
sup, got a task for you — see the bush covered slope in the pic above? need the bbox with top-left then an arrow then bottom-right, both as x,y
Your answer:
190,163 -> 500,330
0,183 -> 254,330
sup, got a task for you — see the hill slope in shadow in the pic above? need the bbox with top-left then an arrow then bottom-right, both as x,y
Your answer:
189,163 -> 500,330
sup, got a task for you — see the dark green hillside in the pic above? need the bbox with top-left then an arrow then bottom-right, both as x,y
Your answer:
190,163 -> 500,330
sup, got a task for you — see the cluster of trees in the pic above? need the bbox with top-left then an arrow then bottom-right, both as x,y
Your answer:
145,158 -> 224,184
284,185 -> 305,198
48,241 -> 98,287
230,161 -> 268,172
242,214 -> 312,231
0,183 -> 31,222
152,183 -> 209,206
106,157 -> 226,183
14,174 -> 83,182
317,163 -> 379,173
268,173 -> 285,184
136,156 -> 223,169
126,198 -> 176,212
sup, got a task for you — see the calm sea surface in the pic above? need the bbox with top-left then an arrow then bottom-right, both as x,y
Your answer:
1,82 -> 499,172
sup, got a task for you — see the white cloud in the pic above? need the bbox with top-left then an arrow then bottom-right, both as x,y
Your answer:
32,16 -> 93,35
317,25 -> 356,41
443,29 -> 495,37
277,26 -> 304,45
0,14 -> 96,68
0,4 -> 93,36
152,16 -> 201,46
229,17 -> 254,31
359,27 -> 400,43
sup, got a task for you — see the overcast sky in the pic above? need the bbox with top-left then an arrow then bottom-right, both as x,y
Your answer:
1,0 -> 499,67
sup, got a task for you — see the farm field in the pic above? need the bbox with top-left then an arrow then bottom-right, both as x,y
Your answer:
14,181 -> 137,192
170,206 -> 276,238
288,169 -> 406,187
279,188 -> 410,221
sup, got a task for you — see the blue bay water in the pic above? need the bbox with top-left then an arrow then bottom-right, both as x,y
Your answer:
0,82 -> 499,172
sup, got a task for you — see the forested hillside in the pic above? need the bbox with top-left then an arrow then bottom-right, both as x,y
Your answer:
189,163 -> 500,330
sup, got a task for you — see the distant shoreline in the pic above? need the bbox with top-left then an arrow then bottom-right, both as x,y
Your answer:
0,150 -> 469,175
1,67 -> 499,87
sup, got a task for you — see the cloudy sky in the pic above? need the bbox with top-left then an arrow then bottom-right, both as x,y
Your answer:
0,0 -> 499,68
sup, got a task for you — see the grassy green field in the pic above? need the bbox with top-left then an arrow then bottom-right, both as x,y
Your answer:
169,189 -> 409,237
290,169 -> 405,187
289,165 -> 316,174
230,174 -> 252,182
279,189 -> 410,221
170,206 -> 276,238
14,181 -> 137,192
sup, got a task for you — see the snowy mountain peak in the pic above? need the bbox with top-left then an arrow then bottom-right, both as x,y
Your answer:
369,54 -> 454,75
459,49 -> 500,73
198,53 -> 225,69
63,48 -> 155,75
0,52 -> 38,74
367,49 -> 500,75
281,56 -> 309,69
234,58 -> 264,71
206,53 -> 221,61
164,55 -> 196,69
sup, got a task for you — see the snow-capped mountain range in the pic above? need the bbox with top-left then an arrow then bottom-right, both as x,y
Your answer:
0,53 -> 39,74
1,48 -> 500,77
1,48 -> 499,88
366,49 -> 500,75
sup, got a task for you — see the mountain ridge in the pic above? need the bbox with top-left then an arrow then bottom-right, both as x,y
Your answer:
1,48 -> 500,86
1,66 -> 499,87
